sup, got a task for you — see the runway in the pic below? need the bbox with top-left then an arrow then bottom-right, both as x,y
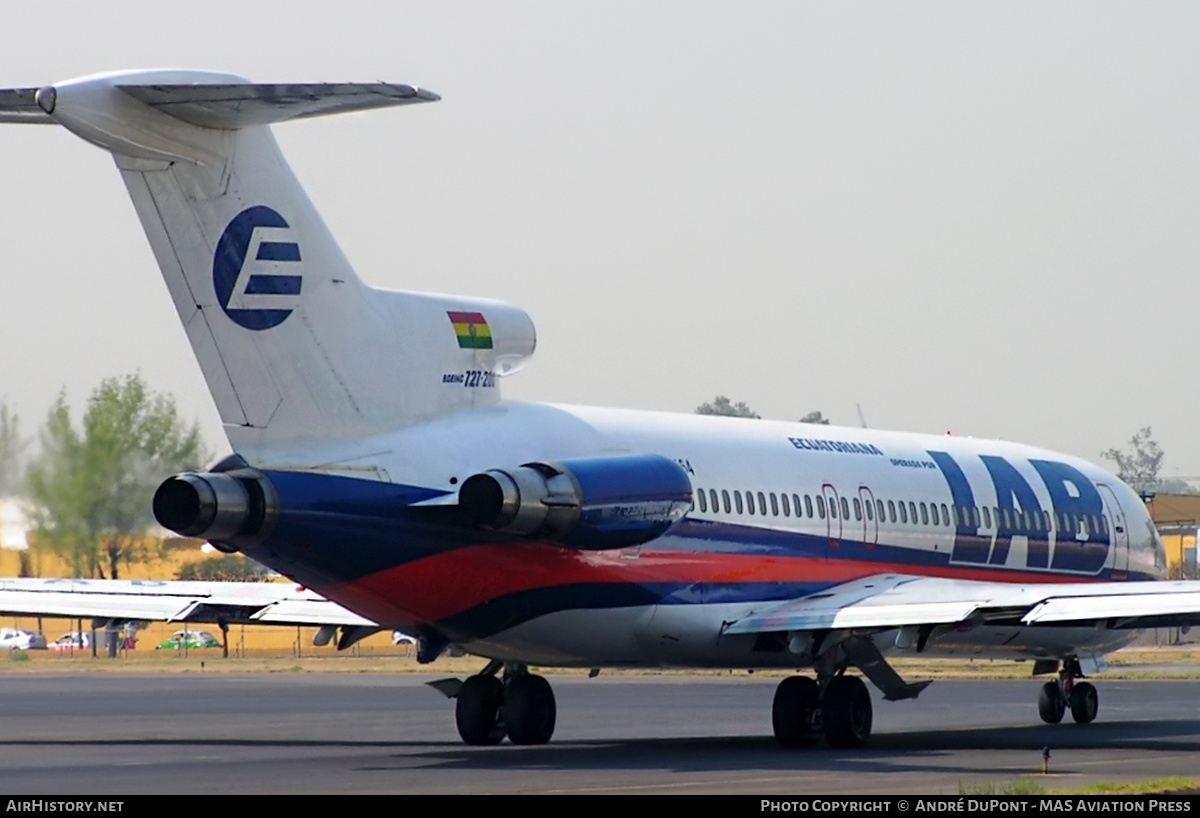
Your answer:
2,672 -> 1199,794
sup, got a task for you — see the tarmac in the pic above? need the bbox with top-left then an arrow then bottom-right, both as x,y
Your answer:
2,672 -> 1199,794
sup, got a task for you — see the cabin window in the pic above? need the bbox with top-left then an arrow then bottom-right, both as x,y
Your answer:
1001,508 -> 1012,529
981,507 -> 991,529
829,498 -> 838,519
941,504 -> 950,525
876,499 -> 885,521
697,490 -> 707,513
899,502 -> 908,524
734,492 -> 744,514
805,495 -> 814,518
930,504 -> 940,526
853,498 -> 863,521
865,499 -> 874,521
841,497 -> 851,520
758,492 -> 768,515
745,491 -> 754,515
909,502 -> 918,524
816,496 -> 826,519
919,502 -> 929,525
721,490 -> 731,514
887,500 -> 896,523
709,489 -> 719,513
771,493 -> 780,516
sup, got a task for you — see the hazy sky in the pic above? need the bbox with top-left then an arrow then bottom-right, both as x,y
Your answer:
2,2 -> 1198,476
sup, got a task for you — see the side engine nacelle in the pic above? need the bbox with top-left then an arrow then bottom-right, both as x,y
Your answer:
458,453 -> 693,550
152,467 -> 279,551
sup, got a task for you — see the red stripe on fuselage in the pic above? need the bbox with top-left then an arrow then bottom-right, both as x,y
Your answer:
318,542 -> 1099,629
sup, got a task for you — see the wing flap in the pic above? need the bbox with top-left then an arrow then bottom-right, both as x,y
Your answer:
249,598 -> 376,627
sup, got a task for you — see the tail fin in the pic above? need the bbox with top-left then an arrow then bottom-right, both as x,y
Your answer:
2,70 -> 535,461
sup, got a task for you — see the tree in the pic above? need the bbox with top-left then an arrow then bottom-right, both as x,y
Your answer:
1101,428 -> 1165,494
177,554 -> 271,582
0,403 -> 25,496
799,411 -> 830,425
695,396 -> 760,418
1167,562 -> 1200,581
27,375 -> 207,579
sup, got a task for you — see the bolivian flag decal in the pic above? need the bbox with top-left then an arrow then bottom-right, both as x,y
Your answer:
447,311 -> 493,349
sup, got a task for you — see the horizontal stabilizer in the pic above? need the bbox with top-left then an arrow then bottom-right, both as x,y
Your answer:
0,88 -> 54,123
117,82 -> 440,129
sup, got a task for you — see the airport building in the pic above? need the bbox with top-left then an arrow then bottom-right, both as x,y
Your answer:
1147,494 -> 1200,574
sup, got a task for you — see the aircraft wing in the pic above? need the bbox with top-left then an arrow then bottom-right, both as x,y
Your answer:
0,578 -> 377,628
723,573 -> 1200,635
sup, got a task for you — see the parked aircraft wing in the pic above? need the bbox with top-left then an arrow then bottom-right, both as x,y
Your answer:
0,578 -> 377,628
723,573 -> 1200,635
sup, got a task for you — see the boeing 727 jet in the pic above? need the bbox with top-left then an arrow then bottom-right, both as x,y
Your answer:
4,70 -> 1200,749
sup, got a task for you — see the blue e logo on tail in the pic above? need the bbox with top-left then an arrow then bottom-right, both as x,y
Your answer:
213,206 -> 303,330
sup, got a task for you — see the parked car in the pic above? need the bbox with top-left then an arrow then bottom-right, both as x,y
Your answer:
155,630 -> 221,650
48,632 -> 90,651
0,627 -> 46,650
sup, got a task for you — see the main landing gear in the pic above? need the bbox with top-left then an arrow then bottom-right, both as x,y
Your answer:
1037,657 -> 1098,725
454,662 -> 557,746
772,634 -> 931,749
773,673 -> 874,748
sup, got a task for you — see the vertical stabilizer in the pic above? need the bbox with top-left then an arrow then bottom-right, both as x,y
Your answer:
9,71 -> 535,462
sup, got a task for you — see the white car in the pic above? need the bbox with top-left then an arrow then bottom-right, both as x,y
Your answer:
48,632 -> 90,651
0,628 -> 46,650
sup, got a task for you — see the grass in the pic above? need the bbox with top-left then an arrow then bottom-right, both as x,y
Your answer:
956,777 -> 1200,796
1069,778 -> 1200,795
959,780 -> 1046,795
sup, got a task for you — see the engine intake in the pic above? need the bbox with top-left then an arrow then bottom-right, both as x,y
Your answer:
459,454 -> 692,550
152,467 -> 279,550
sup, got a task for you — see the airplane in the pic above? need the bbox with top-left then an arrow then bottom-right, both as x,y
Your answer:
5,68 -> 1200,750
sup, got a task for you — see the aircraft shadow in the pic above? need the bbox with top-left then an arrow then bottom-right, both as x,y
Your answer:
4,719 -> 1199,780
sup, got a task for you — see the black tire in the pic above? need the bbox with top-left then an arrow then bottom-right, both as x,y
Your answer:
1069,681 -> 1098,725
822,675 -> 873,749
503,674 -> 557,745
772,676 -> 820,748
1038,681 -> 1065,724
456,674 -> 505,745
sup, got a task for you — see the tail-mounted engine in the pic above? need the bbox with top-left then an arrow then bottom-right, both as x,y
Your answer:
152,466 -> 279,551
458,453 -> 693,550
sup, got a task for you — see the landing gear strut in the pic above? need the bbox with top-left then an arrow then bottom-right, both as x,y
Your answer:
1037,657 -> 1098,725
772,633 -> 929,749
453,663 -> 558,746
